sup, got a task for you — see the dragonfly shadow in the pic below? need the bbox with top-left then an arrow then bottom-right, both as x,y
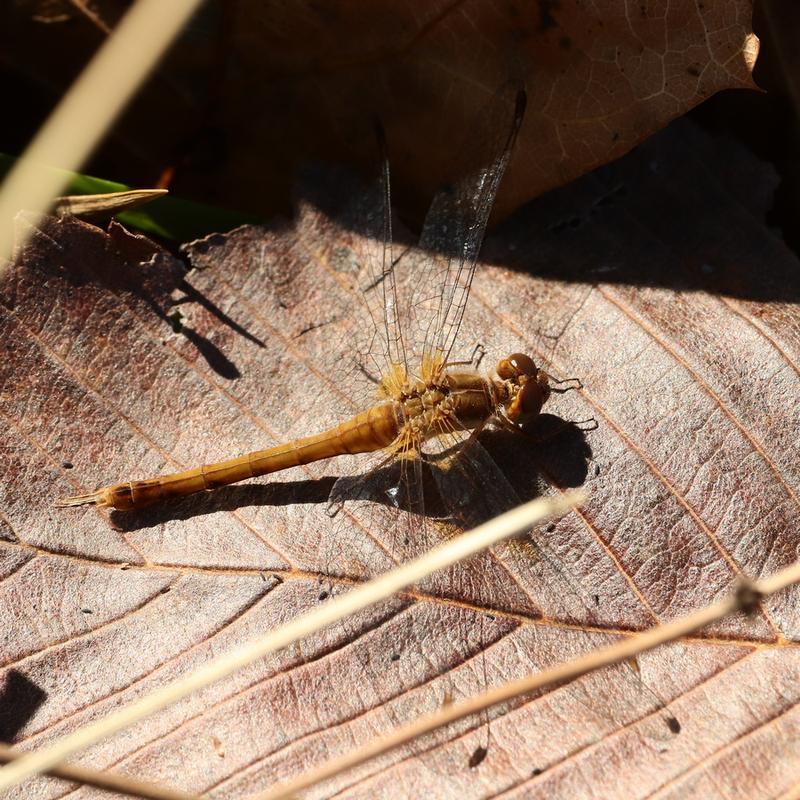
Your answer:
111,476 -> 338,530
478,414 -> 594,502
172,278 -> 267,349
111,414 -> 593,531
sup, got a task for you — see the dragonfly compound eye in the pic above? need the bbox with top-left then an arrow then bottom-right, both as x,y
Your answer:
517,379 -> 546,420
497,352 -> 537,381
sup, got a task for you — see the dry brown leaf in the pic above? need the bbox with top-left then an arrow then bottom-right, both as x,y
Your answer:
3,1 -> 758,222
1,117 -> 799,799
220,0 -> 759,221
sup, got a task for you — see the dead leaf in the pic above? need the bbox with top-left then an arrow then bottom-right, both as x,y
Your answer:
218,0 -> 759,222
3,1 -> 758,222
2,117 -> 799,799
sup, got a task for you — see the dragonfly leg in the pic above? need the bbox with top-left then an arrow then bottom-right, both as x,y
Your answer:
454,417 -> 491,456
542,371 -> 583,393
443,342 -> 486,370
356,358 -> 380,385
469,342 -> 486,369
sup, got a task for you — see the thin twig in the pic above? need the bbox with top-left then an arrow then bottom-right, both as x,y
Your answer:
0,0 -> 204,272
0,743 -> 201,800
0,492 -> 583,792
251,564 -> 800,800
776,779 -> 800,800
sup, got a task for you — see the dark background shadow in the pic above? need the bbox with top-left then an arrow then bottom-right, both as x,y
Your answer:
302,102 -> 800,306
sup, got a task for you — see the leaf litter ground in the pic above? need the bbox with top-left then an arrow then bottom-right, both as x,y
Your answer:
1,118 -> 800,799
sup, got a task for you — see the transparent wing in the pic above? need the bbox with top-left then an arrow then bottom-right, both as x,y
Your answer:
318,424 -> 680,773
348,123 -> 409,385
406,85 -> 526,377
425,427 -> 681,739
321,448 -> 435,585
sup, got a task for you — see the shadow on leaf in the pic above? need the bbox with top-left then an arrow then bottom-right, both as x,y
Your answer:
0,670 -> 47,743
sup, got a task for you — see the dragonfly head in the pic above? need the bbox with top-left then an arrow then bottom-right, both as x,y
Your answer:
495,353 -> 551,426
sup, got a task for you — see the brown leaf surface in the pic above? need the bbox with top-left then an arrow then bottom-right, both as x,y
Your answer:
3,1 -> 758,221
219,0 -> 759,221
2,118 -> 800,799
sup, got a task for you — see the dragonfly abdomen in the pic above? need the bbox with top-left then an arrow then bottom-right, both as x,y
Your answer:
57,403 -> 402,511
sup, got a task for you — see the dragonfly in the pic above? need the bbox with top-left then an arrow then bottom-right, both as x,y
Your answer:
58,85 -> 679,757
56,89 -> 577,515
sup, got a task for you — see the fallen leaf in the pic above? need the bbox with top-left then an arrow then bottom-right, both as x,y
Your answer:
1,116 -> 799,800
218,0 -> 760,222
3,1 -> 759,222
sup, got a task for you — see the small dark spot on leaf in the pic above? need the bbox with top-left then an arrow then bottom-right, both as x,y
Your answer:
687,65 -> 700,77
318,590 -> 329,601
594,464 -> 601,476
667,715 -> 681,734
612,131 -> 620,142
485,613 -> 495,621
593,594 -> 600,606
532,767 -> 543,776
469,745 -> 488,768
160,586 -> 171,594
62,461 -> 73,469
81,608 -> 92,614
546,523 -> 556,533
391,653 -> 400,662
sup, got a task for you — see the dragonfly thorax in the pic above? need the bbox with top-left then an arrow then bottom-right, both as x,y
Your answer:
394,369 -> 494,444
